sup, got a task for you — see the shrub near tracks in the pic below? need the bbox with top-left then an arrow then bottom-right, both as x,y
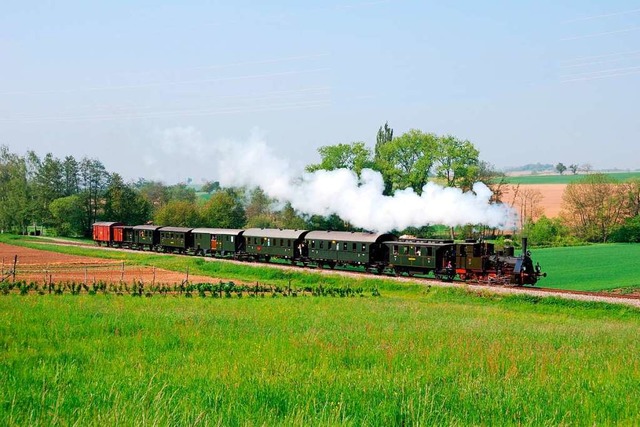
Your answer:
1,289 -> 639,425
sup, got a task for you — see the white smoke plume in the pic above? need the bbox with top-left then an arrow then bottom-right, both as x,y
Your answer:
214,134 -> 517,232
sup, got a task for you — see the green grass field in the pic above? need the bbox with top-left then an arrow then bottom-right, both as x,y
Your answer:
533,244 -> 640,291
1,289 -> 639,425
1,235 -> 640,424
504,171 -> 640,185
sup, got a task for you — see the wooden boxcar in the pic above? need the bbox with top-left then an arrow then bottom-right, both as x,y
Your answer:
243,228 -> 309,262
132,225 -> 161,250
305,231 -> 397,271
92,222 -> 122,246
191,228 -> 245,257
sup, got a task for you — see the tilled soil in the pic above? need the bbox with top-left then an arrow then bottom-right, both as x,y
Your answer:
0,243 -> 228,285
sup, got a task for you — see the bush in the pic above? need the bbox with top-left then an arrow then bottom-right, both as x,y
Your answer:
610,216 -> 640,243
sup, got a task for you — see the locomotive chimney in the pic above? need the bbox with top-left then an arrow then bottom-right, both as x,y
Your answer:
522,237 -> 528,257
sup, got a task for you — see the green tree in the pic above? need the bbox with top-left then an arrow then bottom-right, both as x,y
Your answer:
306,142 -> 374,177
167,183 -> 197,203
103,174 -> 152,225
62,155 -> 80,196
569,164 -> 579,175
374,122 -> 394,195
30,153 -> 65,225
375,121 -> 393,159
0,146 -> 30,233
201,181 -> 220,194
376,129 -> 439,195
79,157 -> 109,234
154,200 -> 200,227
245,187 -> 276,228
434,135 -> 479,190
275,202 -> 307,230
49,195 -> 86,236
135,179 -> 170,212
555,163 -> 567,175
201,189 -> 246,228
524,215 -> 568,246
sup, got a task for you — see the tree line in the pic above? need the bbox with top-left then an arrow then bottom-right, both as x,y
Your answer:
1,125 -> 501,238
5,123 -> 636,245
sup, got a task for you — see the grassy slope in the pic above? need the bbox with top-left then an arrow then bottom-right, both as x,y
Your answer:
505,171 -> 640,185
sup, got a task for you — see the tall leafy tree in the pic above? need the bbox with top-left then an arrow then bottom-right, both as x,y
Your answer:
135,179 -> 170,212
434,135 -> 479,190
167,183 -> 197,203
200,189 -> 246,228
374,122 -> 394,195
31,153 -> 65,225
0,146 -> 30,233
245,187 -> 276,228
62,155 -> 80,196
376,129 -> 439,195
103,173 -> 152,225
306,142 -> 374,177
49,195 -> 86,236
275,202 -> 307,230
79,157 -> 109,235
154,200 -> 201,227
374,121 -> 393,159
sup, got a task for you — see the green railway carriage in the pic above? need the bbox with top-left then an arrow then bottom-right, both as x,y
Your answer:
132,225 -> 161,250
243,228 -> 309,262
305,231 -> 397,271
158,227 -> 194,253
190,228 -> 245,257
385,240 -> 453,277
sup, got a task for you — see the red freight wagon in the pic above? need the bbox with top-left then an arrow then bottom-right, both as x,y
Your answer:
92,222 -> 122,246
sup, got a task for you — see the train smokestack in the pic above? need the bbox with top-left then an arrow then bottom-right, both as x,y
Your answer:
522,237 -> 528,257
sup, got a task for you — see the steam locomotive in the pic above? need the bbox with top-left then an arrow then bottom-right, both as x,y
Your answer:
93,222 -> 546,286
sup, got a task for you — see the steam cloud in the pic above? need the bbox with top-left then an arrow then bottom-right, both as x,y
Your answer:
214,135 -> 517,232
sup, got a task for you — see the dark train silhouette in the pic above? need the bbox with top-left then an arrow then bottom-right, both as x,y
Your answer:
93,222 -> 546,286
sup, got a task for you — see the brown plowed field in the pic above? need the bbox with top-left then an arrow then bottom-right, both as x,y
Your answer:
503,184 -> 566,218
0,243 -> 223,284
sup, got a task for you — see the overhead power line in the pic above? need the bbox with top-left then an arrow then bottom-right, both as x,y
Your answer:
564,7 -> 640,23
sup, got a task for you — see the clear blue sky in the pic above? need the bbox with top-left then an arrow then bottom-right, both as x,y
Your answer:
1,1 -> 639,183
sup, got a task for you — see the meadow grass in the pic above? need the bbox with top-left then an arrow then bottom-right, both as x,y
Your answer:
534,244 -> 640,291
1,235 -> 640,424
504,171 -> 640,185
1,289 -> 639,426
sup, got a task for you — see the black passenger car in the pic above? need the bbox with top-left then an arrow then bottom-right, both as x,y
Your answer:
190,228 -> 245,257
305,231 -> 397,272
132,225 -> 161,250
243,228 -> 309,262
158,227 -> 193,253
